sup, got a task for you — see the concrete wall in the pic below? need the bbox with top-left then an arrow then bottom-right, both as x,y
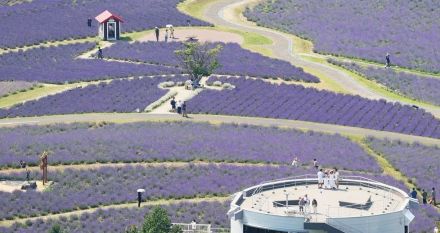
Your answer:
327,211 -> 406,233
241,210 -> 305,232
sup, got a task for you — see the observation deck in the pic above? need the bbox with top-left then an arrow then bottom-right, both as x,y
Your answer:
228,175 -> 417,233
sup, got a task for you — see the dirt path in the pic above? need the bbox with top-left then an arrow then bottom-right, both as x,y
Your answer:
0,160 -> 280,174
0,196 -> 229,227
138,27 -> 244,44
0,113 -> 438,146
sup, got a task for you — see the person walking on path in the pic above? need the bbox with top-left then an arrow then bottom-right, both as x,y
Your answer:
155,27 -> 160,42
97,46 -> 103,59
291,157 -> 299,167
170,26 -> 175,39
182,101 -> 187,117
165,29 -> 169,42
385,53 -> 391,68
430,187 -> 436,205
313,158 -> 319,169
422,189 -> 428,204
137,191 -> 142,207
410,188 -> 417,199
176,100 -> 182,114
170,97 -> 176,112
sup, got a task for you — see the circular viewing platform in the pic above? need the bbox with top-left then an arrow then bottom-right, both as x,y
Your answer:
228,175 -> 417,233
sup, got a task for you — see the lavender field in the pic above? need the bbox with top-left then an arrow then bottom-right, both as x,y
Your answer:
103,41 -> 319,82
0,76 -> 183,118
245,0 -> 440,73
0,162 -> 407,221
0,122 -> 380,172
0,0 -> 208,48
190,76 -> 440,138
0,201 -> 230,233
0,43 -> 180,83
329,59 -> 440,106
0,164 -> 307,220
367,137 -> 440,193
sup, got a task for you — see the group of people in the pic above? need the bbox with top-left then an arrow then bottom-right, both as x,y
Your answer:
170,97 -> 187,117
291,157 -> 320,170
410,187 -> 437,206
317,168 -> 340,190
155,26 -> 175,42
293,157 -> 341,190
297,194 -> 318,215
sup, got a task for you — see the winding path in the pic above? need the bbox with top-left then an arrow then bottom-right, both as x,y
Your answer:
199,0 -> 440,117
0,113 -> 438,145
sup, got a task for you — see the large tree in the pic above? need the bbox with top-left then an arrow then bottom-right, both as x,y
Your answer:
175,42 -> 223,86
142,207 -> 172,233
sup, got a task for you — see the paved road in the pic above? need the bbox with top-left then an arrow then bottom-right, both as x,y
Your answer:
0,113 -> 438,145
201,0 -> 440,117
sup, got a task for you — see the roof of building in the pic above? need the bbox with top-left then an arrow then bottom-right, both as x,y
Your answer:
233,175 -> 410,221
95,10 -> 124,24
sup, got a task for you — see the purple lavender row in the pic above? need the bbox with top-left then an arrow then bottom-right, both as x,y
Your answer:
244,0 -> 440,73
329,59 -> 440,106
190,76 -> 440,138
367,137 -> 440,193
0,0 -> 209,48
0,201 -> 229,233
0,122 -> 381,172
0,76 -> 185,118
0,164 -> 306,220
103,41 -> 319,82
0,43 -> 180,83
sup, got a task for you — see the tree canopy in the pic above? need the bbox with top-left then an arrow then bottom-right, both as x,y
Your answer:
175,42 -> 223,85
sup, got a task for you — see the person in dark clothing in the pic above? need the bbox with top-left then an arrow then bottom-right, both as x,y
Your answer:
385,53 -> 391,68
170,97 -> 176,112
410,188 -> 417,199
182,101 -> 187,117
87,18 -> 92,27
177,100 -> 182,114
26,169 -> 30,181
98,46 -> 103,59
155,27 -> 160,42
138,191 -> 142,207
422,189 -> 428,204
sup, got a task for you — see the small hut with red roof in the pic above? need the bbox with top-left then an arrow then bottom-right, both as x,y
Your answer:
95,10 -> 123,41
